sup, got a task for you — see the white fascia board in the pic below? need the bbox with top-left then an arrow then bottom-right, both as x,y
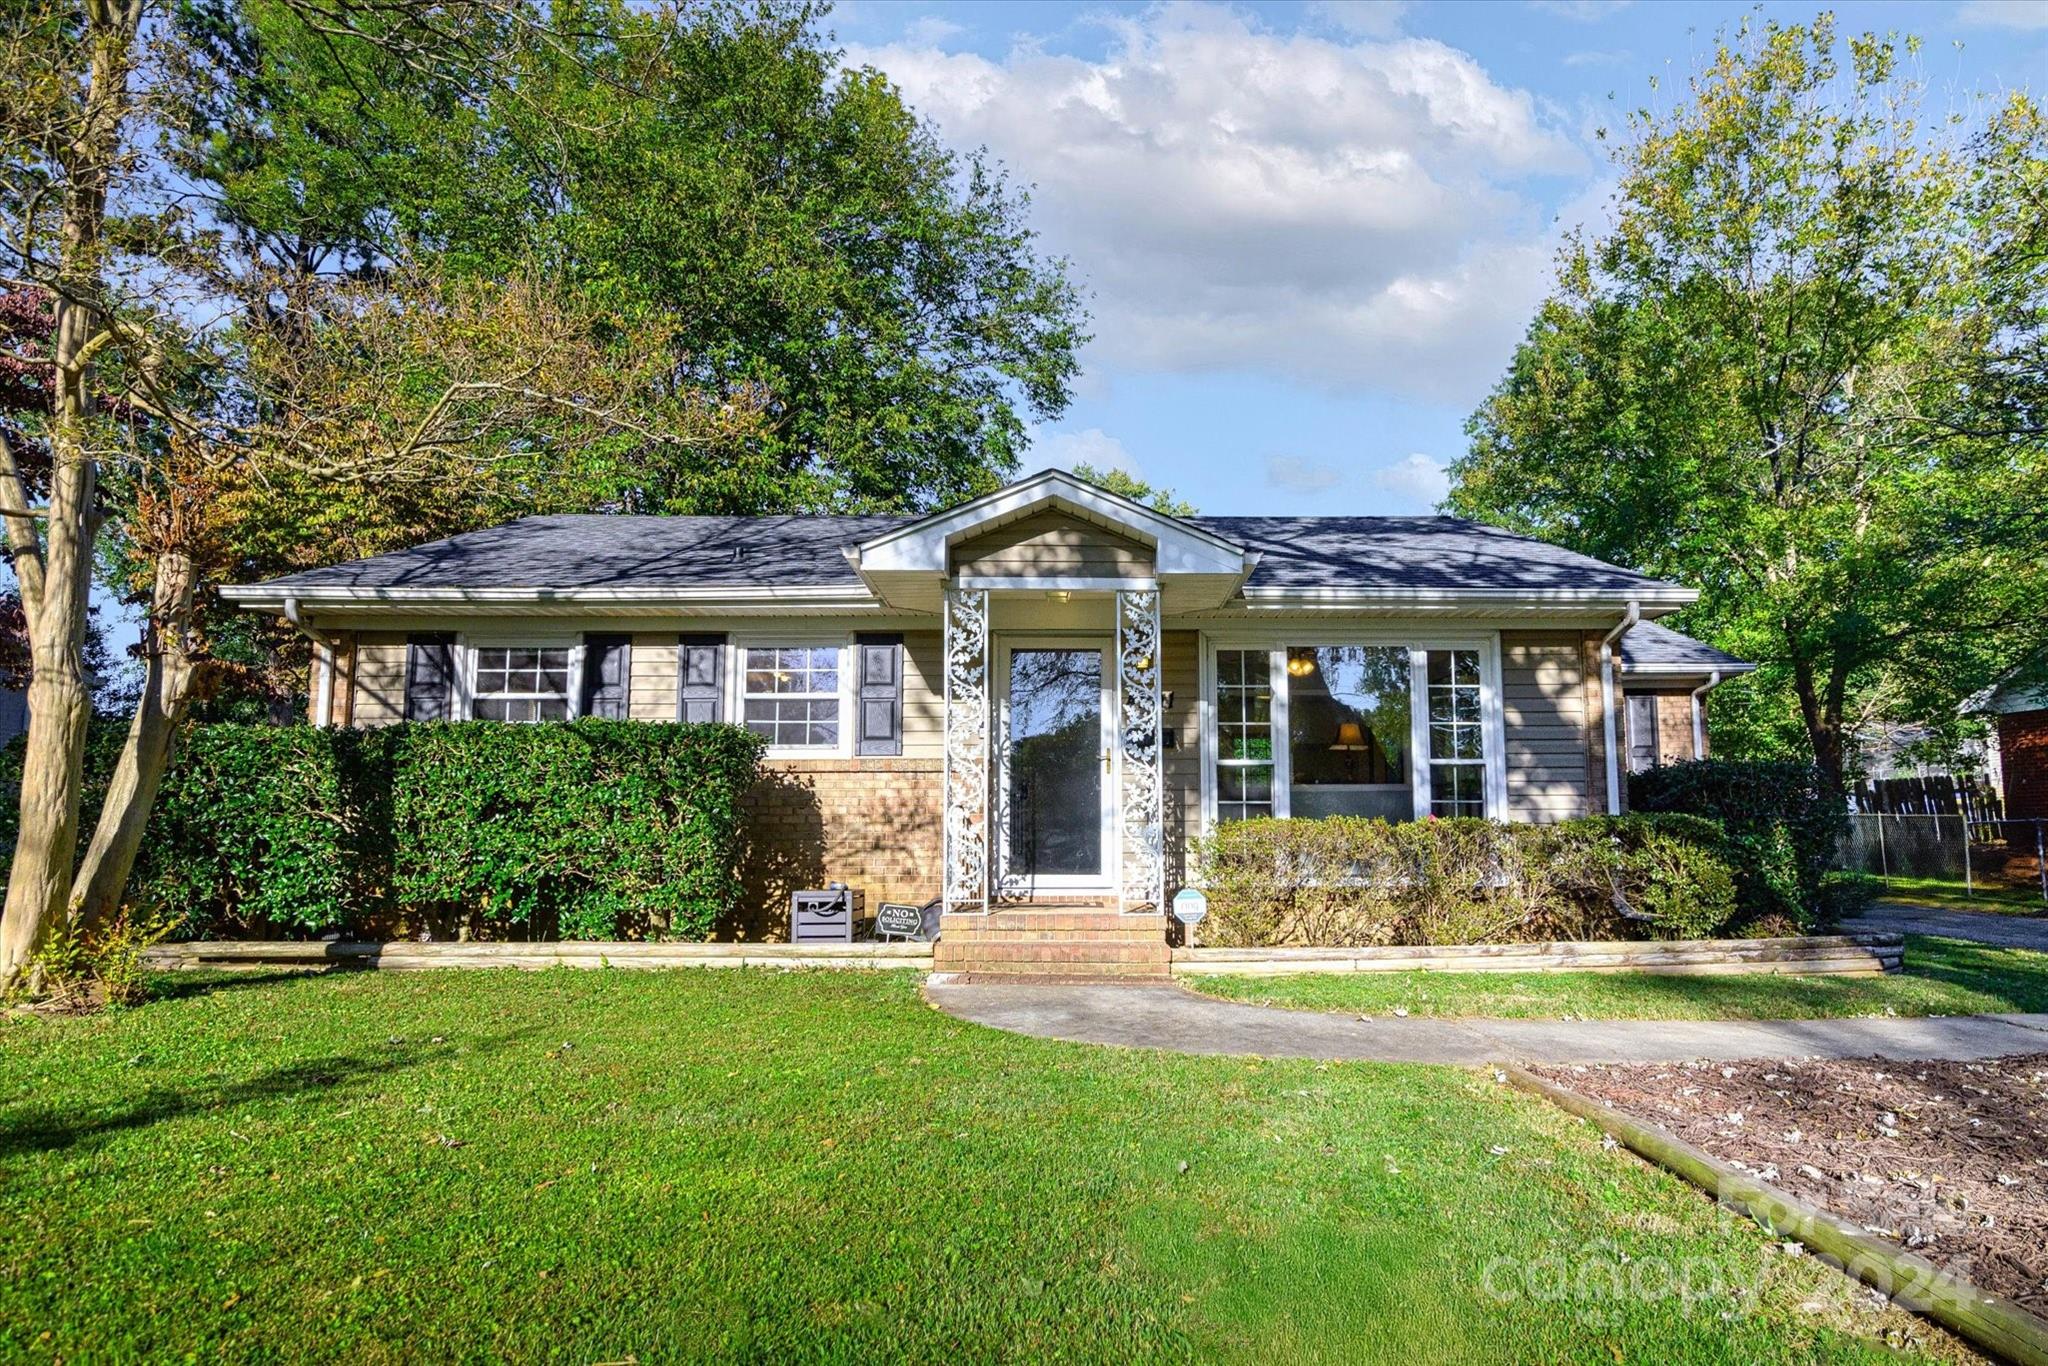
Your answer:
1622,661 -> 1757,678
854,469 -> 1247,576
1235,585 -> 1698,611
218,583 -> 881,612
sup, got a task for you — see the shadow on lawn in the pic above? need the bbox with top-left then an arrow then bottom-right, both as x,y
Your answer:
1534,935 -> 2044,1016
0,1032 -> 518,1158
144,969 -> 332,1003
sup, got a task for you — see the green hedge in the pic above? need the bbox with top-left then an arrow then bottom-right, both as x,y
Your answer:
1627,758 -> 1865,930
1193,814 -> 1740,949
0,721 -> 764,941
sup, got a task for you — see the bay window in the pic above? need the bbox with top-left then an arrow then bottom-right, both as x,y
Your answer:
1208,640 -> 1498,824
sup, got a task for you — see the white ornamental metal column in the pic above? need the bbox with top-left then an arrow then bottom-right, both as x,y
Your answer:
1116,588 -> 1164,912
942,587 -> 990,914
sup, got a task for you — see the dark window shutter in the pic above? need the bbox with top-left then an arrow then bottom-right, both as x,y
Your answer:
1625,695 -> 1659,774
404,633 -> 457,722
855,633 -> 903,757
678,634 -> 725,724
580,634 -> 631,719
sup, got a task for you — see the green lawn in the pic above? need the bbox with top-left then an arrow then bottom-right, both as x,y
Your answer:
0,969 -> 1953,1362
1189,934 -> 2048,1021
1874,874 -> 2046,915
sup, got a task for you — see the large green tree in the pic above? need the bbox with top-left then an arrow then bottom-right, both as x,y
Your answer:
172,0 -> 1087,517
1448,17 -> 2048,785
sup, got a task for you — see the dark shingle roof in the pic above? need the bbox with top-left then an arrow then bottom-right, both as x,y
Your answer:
1619,621 -> 1752,673
253,515 -> 908,591
1190,516 -> 1676,594
250,512 -> 1687,596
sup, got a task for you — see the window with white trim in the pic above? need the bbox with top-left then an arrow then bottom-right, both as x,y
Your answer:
1215,649 -> 1275,822
1425,649 -> 1485,817
472,646 -> 572,722
741,645 -> 843,748
1207,640 -> 1497,824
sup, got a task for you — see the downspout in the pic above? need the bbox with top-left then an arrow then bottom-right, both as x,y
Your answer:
1599,600 -> 1641,816
283,595 -> 337,729
1691,670 -> 1721,759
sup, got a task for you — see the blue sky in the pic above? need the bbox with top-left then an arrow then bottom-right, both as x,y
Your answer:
828,0 -> 2048,515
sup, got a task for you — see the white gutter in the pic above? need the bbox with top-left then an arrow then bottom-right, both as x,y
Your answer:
283,595 -> 338,729
218,583 -> 881,611
1599,600 -> 1641,815
1691,670 -> 1722,760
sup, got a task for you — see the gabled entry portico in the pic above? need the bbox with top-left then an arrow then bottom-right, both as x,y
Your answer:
849,471 -> 1255,924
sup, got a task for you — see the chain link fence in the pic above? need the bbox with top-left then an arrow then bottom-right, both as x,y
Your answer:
1840,814 -> 2048,907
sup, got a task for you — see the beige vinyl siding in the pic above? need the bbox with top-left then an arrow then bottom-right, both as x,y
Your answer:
1499,630 -> 1594,822
902,630 -> 943,760
629,634 -> 679,722
951,510 -> 1153,578
353,632 -> 410,727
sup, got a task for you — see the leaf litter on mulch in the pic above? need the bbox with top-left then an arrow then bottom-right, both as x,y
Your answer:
1530,1052 -> 2048,1317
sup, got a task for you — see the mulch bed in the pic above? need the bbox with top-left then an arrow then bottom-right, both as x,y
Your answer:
1530,1052 -> 2048,1318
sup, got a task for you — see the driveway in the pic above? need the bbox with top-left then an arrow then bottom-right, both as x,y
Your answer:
926,980 -> 2048,1065
1846,901 -> 2048,950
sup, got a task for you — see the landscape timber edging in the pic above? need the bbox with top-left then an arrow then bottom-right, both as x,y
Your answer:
1170,933 -> 1903,977
142,940 -> 935,972
1504,1065 -> 2048,1366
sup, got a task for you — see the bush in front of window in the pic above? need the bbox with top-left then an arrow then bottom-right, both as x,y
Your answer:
1192,813 -> 1742,948
0,720 -> 765,941
1627,758 -> 1858,931
390,719 -> 763,940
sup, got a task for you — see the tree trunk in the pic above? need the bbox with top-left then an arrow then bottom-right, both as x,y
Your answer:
70,551 -> 200,935
0,551 -> 96,992
0,1 -> 139,995
1790,655 -> 1848,792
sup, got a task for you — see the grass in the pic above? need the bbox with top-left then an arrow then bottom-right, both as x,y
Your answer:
1873,875 -> 2046,915
1188,934 -> 2048,1021
0,969 -> 1958,1363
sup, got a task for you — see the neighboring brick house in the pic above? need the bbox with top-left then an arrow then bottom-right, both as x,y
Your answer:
1965,670 -> 2048,821
220,470 -> 1749,961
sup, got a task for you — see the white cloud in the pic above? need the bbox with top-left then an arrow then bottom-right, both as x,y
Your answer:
899,13 -> 966,46
1266,455 -> 1344,492
849,5 -> 1583,403
1528,0 -> 1633,20
1958,0 -> 2048,28
1371,453 -> 1452,505
1030,425 -> 1139,476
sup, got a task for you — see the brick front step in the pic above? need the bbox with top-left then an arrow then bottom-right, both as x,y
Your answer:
935,910 -> 1171,979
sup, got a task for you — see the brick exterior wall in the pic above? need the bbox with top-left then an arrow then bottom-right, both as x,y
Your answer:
732,757 -> 943,941
1999,709 -> 2048,821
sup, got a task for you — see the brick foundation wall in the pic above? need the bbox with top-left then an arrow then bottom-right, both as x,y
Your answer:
1999,710 -> 2048,821
732,758 -> 943,941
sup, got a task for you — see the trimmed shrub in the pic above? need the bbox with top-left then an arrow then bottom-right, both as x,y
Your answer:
1628,759 -> 1849,930
0,720 -> 763,942
1194,813 -> 1741,948
391,720 -> 762,941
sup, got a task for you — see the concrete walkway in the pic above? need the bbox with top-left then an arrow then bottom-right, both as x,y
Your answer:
925,981 -> 2048,1065
1845,901 -> 2048,950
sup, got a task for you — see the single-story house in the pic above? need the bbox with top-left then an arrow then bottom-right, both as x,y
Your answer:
221,470 -> 1750,967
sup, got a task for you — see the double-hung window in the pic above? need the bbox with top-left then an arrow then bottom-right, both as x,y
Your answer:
1424,649 -> 1485,818
741,645 -> 844,750
1214,649 -> 1275,822
472,646 -> 573,722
